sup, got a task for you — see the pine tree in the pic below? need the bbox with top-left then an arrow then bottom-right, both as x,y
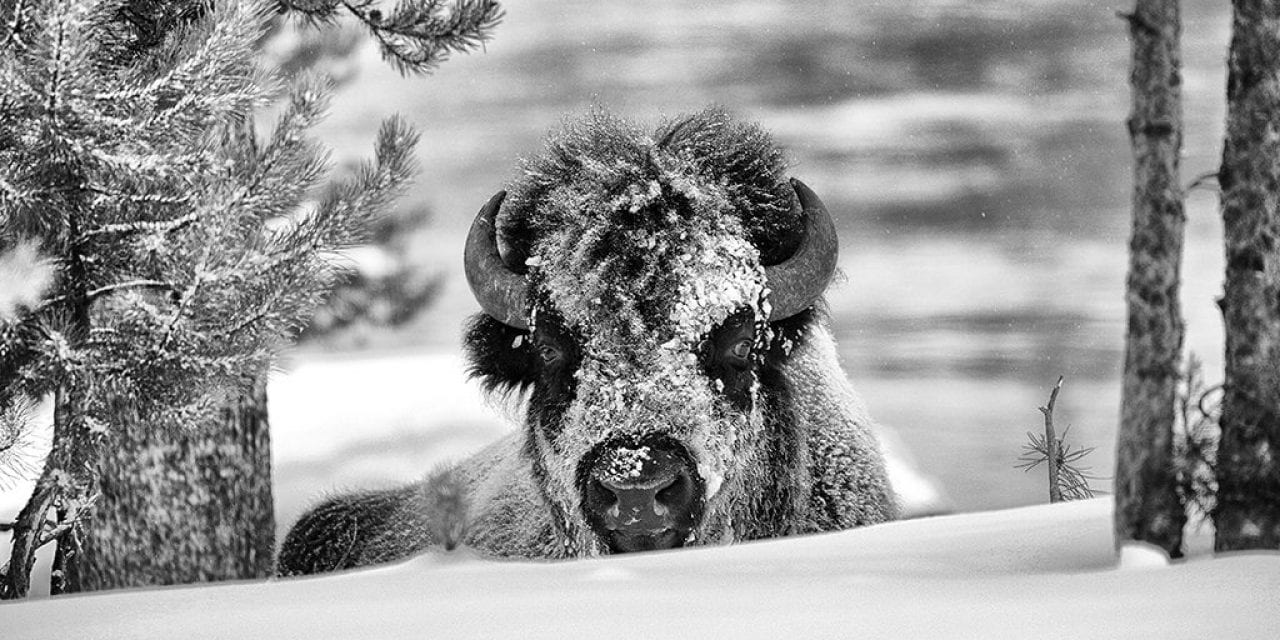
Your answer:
0,0 -> 429,597
1214,0 -> 1280,551
1115,0 -> 1187,559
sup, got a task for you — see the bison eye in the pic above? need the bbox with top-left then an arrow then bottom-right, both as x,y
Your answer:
699,308 -> 757,411
538,344 -> 562,365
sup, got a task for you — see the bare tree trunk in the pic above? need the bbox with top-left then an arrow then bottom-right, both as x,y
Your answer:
1214,0 -> 1280,552
1115,0 -> 1187,559
76,378 -> 274,590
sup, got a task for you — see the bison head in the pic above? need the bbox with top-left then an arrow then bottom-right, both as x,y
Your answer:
463,110 -> 837,555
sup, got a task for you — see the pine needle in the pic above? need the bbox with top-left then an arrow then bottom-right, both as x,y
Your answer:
0,396 -> 44,490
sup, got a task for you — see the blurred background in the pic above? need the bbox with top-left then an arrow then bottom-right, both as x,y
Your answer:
260,0 -> 1235,536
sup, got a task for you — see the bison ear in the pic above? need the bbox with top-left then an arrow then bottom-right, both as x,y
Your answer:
464,313 -> 538,397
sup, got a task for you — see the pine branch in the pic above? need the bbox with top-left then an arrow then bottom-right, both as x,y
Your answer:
223,72 -> 333,222
0,395 -> 42,490
0,0 -> 33,50
278,0 -> 343,24
88,279 -> 174,300
96,1 -> 275,134
37,492 -> 96,547
30,279 -> 176,314
1173,355 -> 1222,518
214,286 -> 285,340
155,244 -> 210,354
82,184 -> 194,206
1186,170 -> 1219,193
267,115 -> 418,267
318,0 -> 502,76
79,211 -> 198,240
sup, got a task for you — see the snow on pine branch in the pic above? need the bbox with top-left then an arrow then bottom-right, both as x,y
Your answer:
100,0 -> 278,130
0,241 -> 53,320
281,0 -> 504,76
221,72 -> 335,223
0,389 -> 43,491
0,0 -> 422,432
271,114 -> 419,265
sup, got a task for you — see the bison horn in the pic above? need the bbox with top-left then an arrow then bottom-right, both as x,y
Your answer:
464,190 -> 531,329
764,179 -> 839,321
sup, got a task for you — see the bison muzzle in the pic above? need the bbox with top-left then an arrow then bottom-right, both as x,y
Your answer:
580,435 -> 703,552
277,109 -> 897,575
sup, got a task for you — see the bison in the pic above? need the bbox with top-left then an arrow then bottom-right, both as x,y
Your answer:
276,109 -> 896,574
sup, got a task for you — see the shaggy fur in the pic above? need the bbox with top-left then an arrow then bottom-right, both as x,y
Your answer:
276,109 -> 896,575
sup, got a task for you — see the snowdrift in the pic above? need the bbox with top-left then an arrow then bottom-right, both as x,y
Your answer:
4,498 -> 1277,639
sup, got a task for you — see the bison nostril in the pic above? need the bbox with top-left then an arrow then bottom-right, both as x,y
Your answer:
655,471 -> 690,508
591,471 -> 680,529
587,477 -> 617,509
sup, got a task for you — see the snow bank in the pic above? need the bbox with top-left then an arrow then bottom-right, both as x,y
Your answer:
4,498 -> 1277,639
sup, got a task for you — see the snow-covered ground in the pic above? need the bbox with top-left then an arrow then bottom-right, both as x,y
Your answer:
2,347 -> 1273,638
4,497 -> 1278,639
4,352 -> 1277,637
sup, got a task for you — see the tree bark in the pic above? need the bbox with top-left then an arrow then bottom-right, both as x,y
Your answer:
76,377 -> 275,590
1214,0 -> 1280,552
1,358 -> 101,598
1115,0 -> 1187,558
1,469 -> 55,598
70,2 -> 275,591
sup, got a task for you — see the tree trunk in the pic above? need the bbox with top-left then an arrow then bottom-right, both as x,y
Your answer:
1115,0 -> 1187,558
1214,0 -> 1280,552
70,4 -> 276,590
0,388 -> 92,599
3,195 -> 103,598
74,377 -> 275,591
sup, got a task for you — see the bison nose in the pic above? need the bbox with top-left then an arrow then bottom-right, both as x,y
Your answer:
582,443 -> 701,552
592,470 -> 688,532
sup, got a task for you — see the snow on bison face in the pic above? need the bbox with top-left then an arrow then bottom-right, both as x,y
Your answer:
463,110 -> 836,555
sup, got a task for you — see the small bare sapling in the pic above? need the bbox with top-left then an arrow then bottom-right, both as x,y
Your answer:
1017,377 -> 1099,502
